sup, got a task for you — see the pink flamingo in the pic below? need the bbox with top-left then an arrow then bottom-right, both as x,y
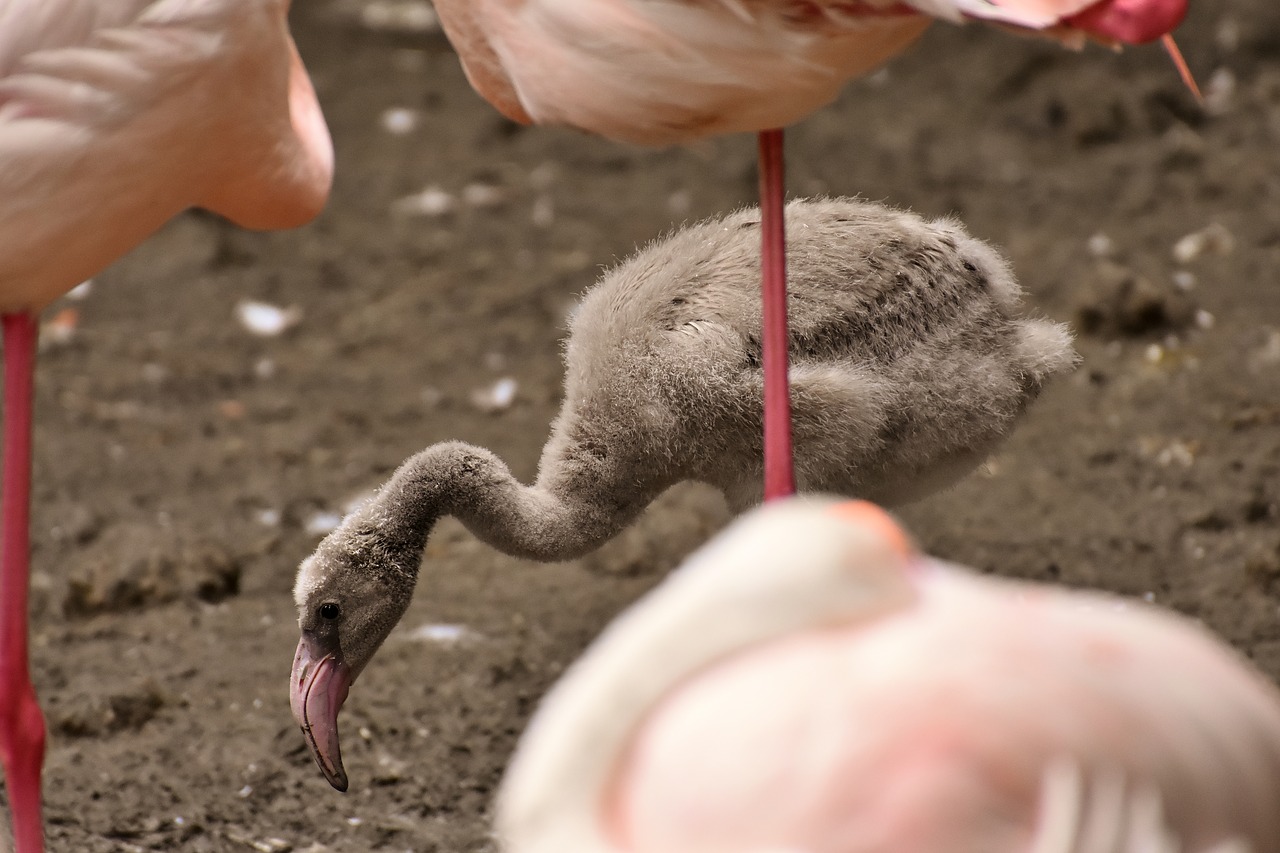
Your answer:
498,498 -> 1280,852
0,1 -> 333,850
431,0 -> 1192,501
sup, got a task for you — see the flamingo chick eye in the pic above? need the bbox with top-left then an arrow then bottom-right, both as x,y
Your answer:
318,602 -> 341,621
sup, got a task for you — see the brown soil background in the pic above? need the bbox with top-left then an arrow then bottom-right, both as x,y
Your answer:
4,1 -> 1280,850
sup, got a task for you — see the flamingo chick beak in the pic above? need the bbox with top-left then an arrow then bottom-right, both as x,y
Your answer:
290,633 -> 352,792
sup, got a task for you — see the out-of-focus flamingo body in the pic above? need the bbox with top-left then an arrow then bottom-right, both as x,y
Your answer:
432,0 -> 1188,146
0,2 -> 332,850
498,500 -> 1280,853
0,0 -> 333,313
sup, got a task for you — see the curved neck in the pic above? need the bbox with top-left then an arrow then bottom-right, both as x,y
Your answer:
371,440 -> 657,565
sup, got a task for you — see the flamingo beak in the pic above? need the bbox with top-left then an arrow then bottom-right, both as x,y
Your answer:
290,632 -> 352,792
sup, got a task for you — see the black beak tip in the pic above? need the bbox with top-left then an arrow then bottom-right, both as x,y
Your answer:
312,751 -> 348,792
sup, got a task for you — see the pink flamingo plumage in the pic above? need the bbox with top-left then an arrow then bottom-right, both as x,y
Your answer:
430,0 -> 1192,501
0,1 -> 333,849
498,498 -> 1280,852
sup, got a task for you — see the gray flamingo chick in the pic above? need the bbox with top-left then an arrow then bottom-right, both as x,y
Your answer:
290,197 -> 1078,790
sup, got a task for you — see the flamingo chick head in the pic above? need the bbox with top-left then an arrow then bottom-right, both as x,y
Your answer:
289,509 -> 419,791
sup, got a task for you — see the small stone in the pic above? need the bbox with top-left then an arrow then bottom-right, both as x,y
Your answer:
1155,440 -> 1197,468
1086,233 -> 1115,258
306,512 -> 342,536
236,301 -> 301,337
359,0 -> 438,33
380,107 -> 419,135
1172,223 -> 1235,264
392,186 -> 455,218
373,751 -> 409,784
405,623 -> 471,644
470,377 -> 518,413
1204,67 -> 1237,116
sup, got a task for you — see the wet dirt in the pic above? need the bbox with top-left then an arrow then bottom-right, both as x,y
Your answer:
4,1 -> 1280,850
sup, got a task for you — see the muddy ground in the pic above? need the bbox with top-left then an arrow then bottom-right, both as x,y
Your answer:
3,1 -> 1280,850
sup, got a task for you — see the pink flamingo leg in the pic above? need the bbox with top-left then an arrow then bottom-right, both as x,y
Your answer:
0,313 -> 46,853
757,128 -> 795,501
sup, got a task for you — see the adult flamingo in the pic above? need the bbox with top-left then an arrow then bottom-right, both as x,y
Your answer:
497,498 -> 1280,853
431,0 -> 1192,501
0,1 -> 333,850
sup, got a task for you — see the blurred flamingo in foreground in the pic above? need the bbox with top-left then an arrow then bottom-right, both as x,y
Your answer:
432,0 -> 1192,500
0,1 -> 333,849
498,498 -> 1280,853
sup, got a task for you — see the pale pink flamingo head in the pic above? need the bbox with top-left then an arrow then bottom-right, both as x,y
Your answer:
494,497 -> 923,852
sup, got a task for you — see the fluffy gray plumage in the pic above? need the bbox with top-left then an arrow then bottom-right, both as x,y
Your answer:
293,197 -> 1077,678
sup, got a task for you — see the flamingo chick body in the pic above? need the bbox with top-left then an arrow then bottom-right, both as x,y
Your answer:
290,197 -> 1078,790
498,499 -> 1280,853
432,0 -> 1188,146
